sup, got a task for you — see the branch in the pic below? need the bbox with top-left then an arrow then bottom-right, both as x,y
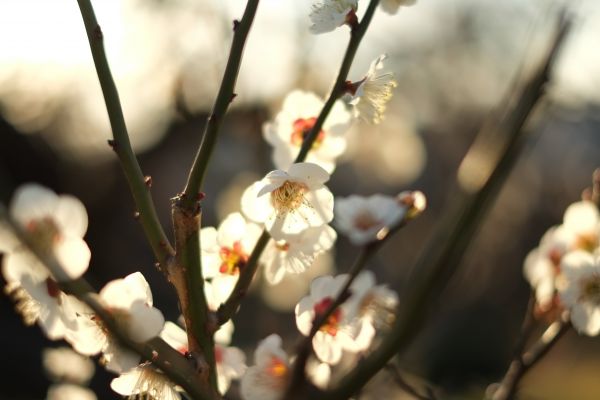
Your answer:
287,214 -> 416,396
294,0 -> 380,163
216,0 -> 382,328
491,319 -> 571,400
76,0 -> 174,267
385,364 -> 437,400
216,230 -> 271,325
181,0 -> 260,211
0,205 -> 214,400
322,13 -> 572,400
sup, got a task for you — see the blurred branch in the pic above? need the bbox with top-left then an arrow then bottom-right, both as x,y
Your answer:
385,364 -> 437,400
181,0 -> 260,210
76,0 -> 174,268
322,13 -> 572,400
491,318 -> 571,400
0,205 -> 215,400
294,0 -> 380,163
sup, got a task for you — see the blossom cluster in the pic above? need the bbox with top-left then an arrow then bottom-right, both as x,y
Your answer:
0,1 -> 428,399
524,200 -> 600,335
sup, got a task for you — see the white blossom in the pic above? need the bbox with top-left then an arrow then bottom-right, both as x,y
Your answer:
65,272 -> 164,373
261,224 -> 337,285
43,347 -> 95,385
47,383 -> 97,400
309,0 -> 358,34
241,163 -> 334,240
111,363 -> 181,400
0,184 -> 90,340
380,0 -> 417,15
349,55 -> 397,124
241,334 -> 290,400
334,194 -> 406,245
295,274 -> 374,365
263,90 -> 352,173
558,251 -> 600,336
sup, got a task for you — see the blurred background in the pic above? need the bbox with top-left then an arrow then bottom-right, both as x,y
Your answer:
1,0 -> 599,399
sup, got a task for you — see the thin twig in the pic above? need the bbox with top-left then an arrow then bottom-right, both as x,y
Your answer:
294,0 -> 380,162
216,0 -> 382,329
491,319 -> 571,400
385,364 -> 436,400
216,230 -> 271,325
322,14 -> 572,400
0,205 -> 214,400
181,0 -> 260,211
286,216 -> 413,396
76,0 -> 174,267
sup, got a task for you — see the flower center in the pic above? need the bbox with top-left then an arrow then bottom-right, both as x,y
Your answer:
271,181 -> 308,214
581,275 -> 600,305
314,297 -> 342,336
360,292 -> 396,329
219,241 -> 248,275
574,233 -> 599,253
353,211 -> 381,231
290,117 -> 325,149
26,217 -> 61,254
267,356 -> 288,378
274,240 -> 290,251
215,345 -> 223,364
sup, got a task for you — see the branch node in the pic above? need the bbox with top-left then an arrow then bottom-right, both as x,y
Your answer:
107,139 -> 116,150
93,24 -> 103,40
133,211 -> 140,219
144,176 -> 153,188
233,19 -> 240,31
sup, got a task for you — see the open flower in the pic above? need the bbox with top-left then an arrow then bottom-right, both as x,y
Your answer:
524,201 -> 600,314
380,0 -> 417,15
1,184 -> 90,340
309,0 -> 358,34
557,251 -> 600,336
241,163 -> 334,240
261,224 -> 337,285
241,334 -> 290,400
348,55 -> 397,124
334,194 -> 406,245
111,363 -> 181,400
65,272 -> 165,373
201,212 -> 262,279
263,90 -> 352,173
295,274 -> 375,365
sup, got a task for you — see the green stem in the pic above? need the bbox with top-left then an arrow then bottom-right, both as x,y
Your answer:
0,205 -> 213,400
181,0 -> 260,211
76,0 -> 174,267
294,0 -> 380,163
322,14 -> 571,400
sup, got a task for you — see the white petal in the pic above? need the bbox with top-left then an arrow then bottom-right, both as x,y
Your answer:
53,195 -> 88,238
53,237 -> 90,280
241,182 -> 273,223
10,183 -> 57,226
288,162 -> 330,186
127,301 -> 165,342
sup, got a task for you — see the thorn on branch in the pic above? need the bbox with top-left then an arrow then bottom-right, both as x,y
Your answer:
93,24 -> 103,40
144,176 -> 153,188
230,93 -> 238,104
107,139 -> 116,151
233,19 -> 240,31
159,240 -> 168,248
197,192 -> 206,201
